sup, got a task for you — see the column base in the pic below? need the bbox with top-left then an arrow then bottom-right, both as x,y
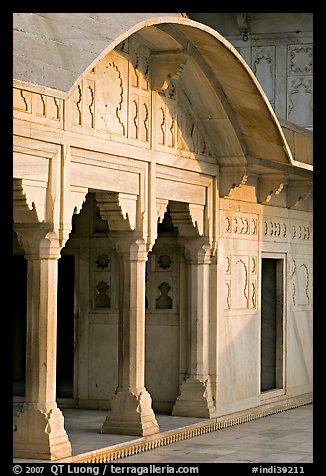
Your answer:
172,377 -> 216,418
101,387 -> 160,436
13,404 -> 72,460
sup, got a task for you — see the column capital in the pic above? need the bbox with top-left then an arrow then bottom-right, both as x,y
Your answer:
14,223 -> 64,260
111,231 -> 148,262
178,236 -> 211,265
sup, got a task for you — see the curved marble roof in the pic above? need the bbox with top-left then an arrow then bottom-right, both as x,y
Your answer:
13,13 -> 183,93
14,13 -> 311,169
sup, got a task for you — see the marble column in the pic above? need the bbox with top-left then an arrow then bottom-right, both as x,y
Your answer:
172,237 -> 216,418
101,232 -> 159,436
13,224 -> 72,460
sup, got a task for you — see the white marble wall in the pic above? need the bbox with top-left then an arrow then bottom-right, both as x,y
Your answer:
215,184 -> 312,416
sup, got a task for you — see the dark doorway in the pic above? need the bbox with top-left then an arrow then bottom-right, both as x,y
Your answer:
13,255 -> 27,397
261,258 -> 284,392
57,255 -> 75,398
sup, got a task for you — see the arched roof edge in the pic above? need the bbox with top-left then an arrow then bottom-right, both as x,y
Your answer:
67,15 -> 295,166
13,14 -> 296,166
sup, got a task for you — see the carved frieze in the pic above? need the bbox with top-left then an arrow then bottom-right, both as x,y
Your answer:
263,220 -> 288,240
290,220 -> 312,242
223,211 -> 258,240
13,87 -> 64,129
262,217 -> 312,243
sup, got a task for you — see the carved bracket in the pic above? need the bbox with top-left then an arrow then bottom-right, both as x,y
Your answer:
169,200 -> 203,238
219,164 -> 248,197
156,198 -> 169,223
68,185 -> 88,217
151,51 -> 188,91
287,180 -> 312,208
257,173 -> 286,204
95,192 -> 138,231
13,178 -> 42,223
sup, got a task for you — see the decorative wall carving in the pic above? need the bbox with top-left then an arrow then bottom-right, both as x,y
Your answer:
287,77 -> 313,126
235,258 -> 249,309
290,221 -> 312,241
288,45 -> 313,75
224,254 -> 257,312
289,257 -> 311,308
96,254 -> 110,270
262,218 -> 311,243
13,87 -> 64,128
146,242 -> 177,314
287,44 -> 313,127
109,61 -> 126,136
223,212 -> 258,239
158,255 -> 172,270
13,88 -> 31,112
85,79 -> 95,129
252,46 -> 275,106
60,40 -> 218,159
263,220 -> 287,239
225,281 -> 231,310
95,281 -> 111,308
156,282 -> 173,309
92,249 -> 114,310
225,255 -> 231,274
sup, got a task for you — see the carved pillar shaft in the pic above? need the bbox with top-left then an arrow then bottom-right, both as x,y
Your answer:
101,233 -> 159,436
13,224 -> 72,460
172,238 -> 216,418
188,255 -> 210,378
118,242 -> 147,391
25,256 -> 59,406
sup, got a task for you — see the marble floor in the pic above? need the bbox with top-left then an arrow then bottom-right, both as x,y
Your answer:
13,403 -> 313,464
